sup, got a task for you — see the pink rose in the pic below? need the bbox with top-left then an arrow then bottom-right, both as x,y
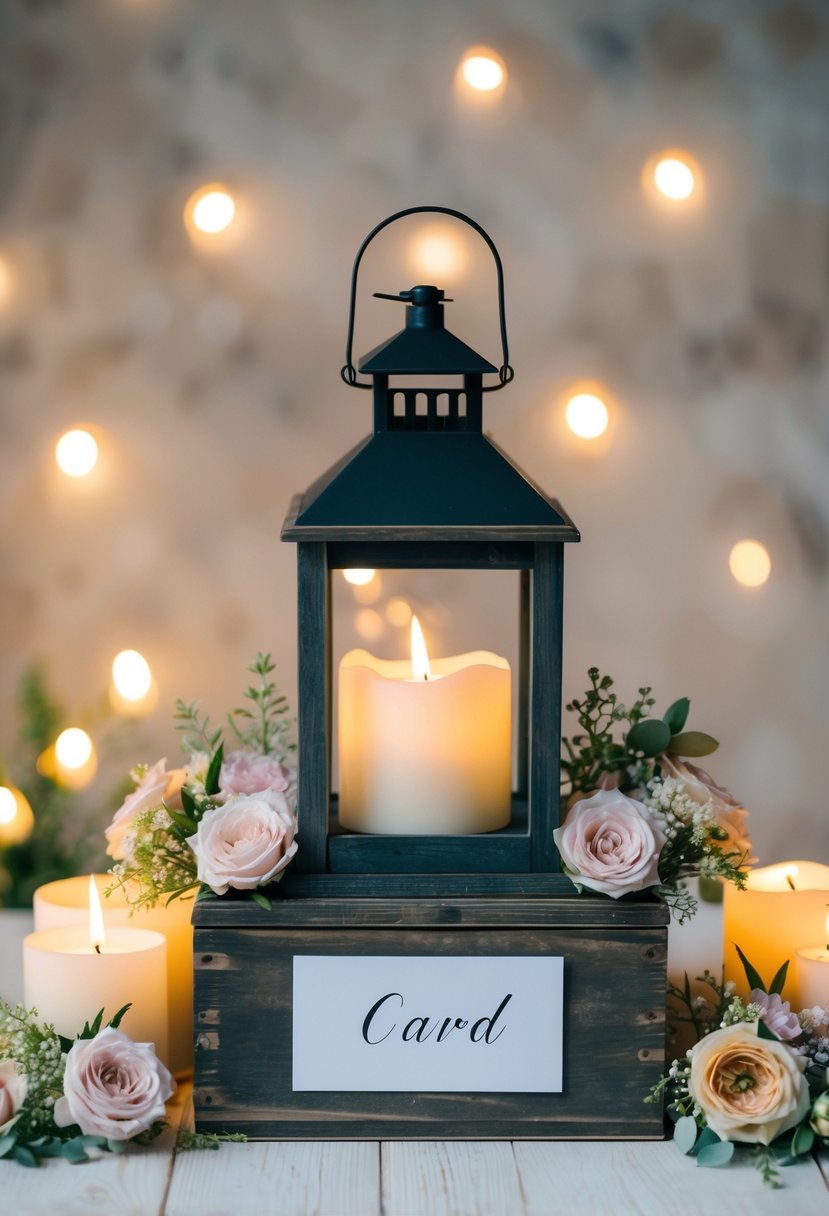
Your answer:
659,755 -> 755,863
749,990 -> 802,1041
220,749 -> 295,804
105,758 -> 192,860
0,1059 -> 27,1135
54,1027 -> 174,1141
553,789 -> 666,898
187,790 -> 298,895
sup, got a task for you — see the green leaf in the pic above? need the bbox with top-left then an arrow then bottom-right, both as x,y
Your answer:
667,731 -> 719,757
734,943 -> 766,994
673,1115 -> 698,1155
769,960 -> 790,997
0,1133 -> 17,1158
626,718 -> 672,757
791,1124 -> 815,1156
196,885 -> 218,902
663,697 -> 690,735
757,1018 -> 779,1041
180,786 -> 197,818
58,1034 -> 74,1052
205,744 -> 224,797
692,1127 -> 722,1155
80,1009 -> 105,1040
167,807 -> 198,837
107,1003 -> 132,1030
12,1145 -> 38,1168
61,1139 -> 92,1164
697,1141 -> 735,1168
250,889 -> 272,911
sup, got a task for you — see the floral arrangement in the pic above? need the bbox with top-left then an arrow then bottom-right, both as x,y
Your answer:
558,668 -> 753,920
0,1001 -> 174,1166
649,951 -> 829,1186
106,654 -> 297,911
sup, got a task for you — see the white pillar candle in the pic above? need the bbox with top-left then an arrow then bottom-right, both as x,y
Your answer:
33,875 -> 193,1075
339,616 -> 511,835
23,925 -> 168,1061
796,948 -> 829,1010
723,861 -> 829,1005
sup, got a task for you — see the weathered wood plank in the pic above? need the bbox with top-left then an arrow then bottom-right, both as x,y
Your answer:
0,1082 -> 186,1216
295,541 -> 330,873
165,1140 -> 382,1216
192,892 -> 669,928
327,834 -> 530,873
193,924 -> 666,1139
383,1141 -> 526,1216
513,1141 -> 829,1216
326,540 -> 536,569
529,544 -> 563,872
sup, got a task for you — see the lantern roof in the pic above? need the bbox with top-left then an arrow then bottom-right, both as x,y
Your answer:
359,285 -> 497,376
281,432 -> 579,542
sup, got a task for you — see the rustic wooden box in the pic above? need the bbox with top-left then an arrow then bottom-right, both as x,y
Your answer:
193,890 -> 667,1140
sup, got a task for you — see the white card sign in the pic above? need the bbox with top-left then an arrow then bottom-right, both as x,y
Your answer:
292,955 -> 563,1093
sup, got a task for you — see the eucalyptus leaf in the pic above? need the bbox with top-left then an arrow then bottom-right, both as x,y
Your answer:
792,1124 -> 815,1156
0,1133 -> 16,1159
673,1115 -> 698,1155
12,1145 -> 37,1168
667,730 -> 719,757
734,943 -> 766,994
626,718 -> 671,758
697,1141 -> 735,1168
692,1127 -> 722,1155
61,1140 -> 91,1164
663,697 -> 690,735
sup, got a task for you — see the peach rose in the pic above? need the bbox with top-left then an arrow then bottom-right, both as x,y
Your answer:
0,1059 -> 27,1136
105,758 -> 191,860
220,750 -> 295,803
553,789 -> 666,897
688,1022 -> 810,1145
54,1027 -> 174,1141
659,755 -> 754,863
187,790 -> 297,895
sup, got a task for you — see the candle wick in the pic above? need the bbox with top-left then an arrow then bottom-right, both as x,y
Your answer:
786,875 -> 796,890
423,674 -> 428,682
94,943 -> 101,955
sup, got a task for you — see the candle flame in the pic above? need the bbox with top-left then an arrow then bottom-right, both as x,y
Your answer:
89,874 -> 105,952
410,615 -> 432,681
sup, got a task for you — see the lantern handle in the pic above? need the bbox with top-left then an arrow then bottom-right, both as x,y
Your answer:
341,205 -> 514,392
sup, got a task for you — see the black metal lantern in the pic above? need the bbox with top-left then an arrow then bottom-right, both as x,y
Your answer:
281,206 -> 579,896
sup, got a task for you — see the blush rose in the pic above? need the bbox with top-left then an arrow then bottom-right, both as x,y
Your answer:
220,750 -> 295,803
553,789 -> 666,898
0,1059 -> 27,1136
105,758 -> 190,861
658,754 -> 754,863
54,1027 -> 174,1141
187,789 -> 298,895
688,1021 -> 810,1145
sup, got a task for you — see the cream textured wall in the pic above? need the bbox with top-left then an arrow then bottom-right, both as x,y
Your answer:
1,0 -> 827,864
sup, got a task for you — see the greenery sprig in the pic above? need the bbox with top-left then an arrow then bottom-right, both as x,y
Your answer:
227,653 -> 294,759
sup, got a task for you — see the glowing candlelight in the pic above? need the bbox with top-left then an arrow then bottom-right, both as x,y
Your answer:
55,429 -> 98,478
729,539 -> 771,588
565,392 -> 609,440
186,184 -> 236,236
89,873 -> 105,953
410,615 -> 432,681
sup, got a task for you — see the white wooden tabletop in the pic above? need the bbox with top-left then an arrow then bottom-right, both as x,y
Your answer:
3,910 -> 828,1216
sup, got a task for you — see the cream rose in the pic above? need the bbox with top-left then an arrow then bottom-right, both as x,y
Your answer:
53,1027 -> 174,1141
0,1059 -> 27,1136
220,749 -> 295,804
553,789 -> 666,897
105,758 -> 190,860
659,755 -> 754,863
688,1022 -> 810,1145
187,790 -> 298,895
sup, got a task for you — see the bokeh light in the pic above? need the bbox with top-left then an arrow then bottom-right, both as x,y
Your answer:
729,540 -> 771,588
0,256 -> 11,305
55,728 -> 93,769
653,155 -> 696,201
386,597 -> 413,628
355,608 -> 385,642
55,429 -> 99,478
343,569 -> 376,586
409,224 -> 469,281
0,785 -> 34,847
185,184 -> 236,236
565,393 -> 609,440
112,650 -> 153,701
459,48 -> 506,93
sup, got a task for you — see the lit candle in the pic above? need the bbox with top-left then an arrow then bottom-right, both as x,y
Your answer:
33,875 -> 192,1074
795,911 -> 829,1010
723,861 -> 829,1004
338,615 -> 511,835
24,877 -> 168,1062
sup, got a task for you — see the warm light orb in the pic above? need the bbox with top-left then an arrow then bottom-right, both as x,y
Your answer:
187,185 -> 236,235
0,785 -> 34,847
343,569 -> 376,587
0,256 -> 11,305
460,49 -> 506,92
386,597 -> 413,628
55,728 -> 93,770
409,225 -> 468,280
355,608 -> 385,643
565,393 -> 609,440
410,615 -> 433,682
55,429 -> 99,478
729,539 -> 771,588
112,649 -> 152,702
653,156 -> 696,201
